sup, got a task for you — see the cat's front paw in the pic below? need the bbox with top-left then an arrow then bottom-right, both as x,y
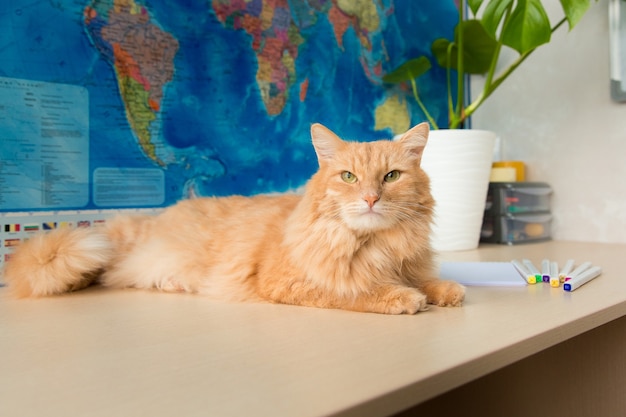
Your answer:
424,280 -> 465,307
383,287 -> 428,315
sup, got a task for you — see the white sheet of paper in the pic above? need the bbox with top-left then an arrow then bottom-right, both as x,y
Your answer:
439,261 -> 527,286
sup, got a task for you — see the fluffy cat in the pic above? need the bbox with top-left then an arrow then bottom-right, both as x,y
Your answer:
3,123 -> 464,314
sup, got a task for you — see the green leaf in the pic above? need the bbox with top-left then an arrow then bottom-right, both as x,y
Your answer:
559,0 -> 591,30
501,0 -> 552,54
431,38 -> 454,67
481,0 -> 514,39
382,56 -> 432,83
468,0 -> 485,15
431,20 -> 497,74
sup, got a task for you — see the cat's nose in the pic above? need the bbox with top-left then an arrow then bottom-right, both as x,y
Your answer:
363,194 -> 380,208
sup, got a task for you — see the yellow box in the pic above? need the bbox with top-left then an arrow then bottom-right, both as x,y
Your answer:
492,161 -> 525,181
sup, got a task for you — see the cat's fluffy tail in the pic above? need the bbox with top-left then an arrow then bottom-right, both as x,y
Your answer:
3,227 -> 114,298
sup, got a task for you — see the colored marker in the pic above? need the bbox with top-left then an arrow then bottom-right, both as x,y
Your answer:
541,259 -> 551,282
563,266 -> 602,292
511,259 -> 534,284
522,259 -> 541,284
565,261 -> 592,282
559,259 -> 575,283
550,261 -> 560,287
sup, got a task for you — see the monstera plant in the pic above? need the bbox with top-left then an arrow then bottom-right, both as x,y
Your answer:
383,0 -> 596,129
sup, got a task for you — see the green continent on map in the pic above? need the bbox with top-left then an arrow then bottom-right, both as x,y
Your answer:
374,94 -> 410,135
84,0 -> 179,165
118,75 -> 157,158
334,0 -> 379,49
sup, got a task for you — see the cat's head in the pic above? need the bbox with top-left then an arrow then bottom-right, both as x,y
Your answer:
308,123 -> 433,233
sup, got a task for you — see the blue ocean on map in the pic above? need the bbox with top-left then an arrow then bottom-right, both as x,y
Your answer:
0,0 -> 457,211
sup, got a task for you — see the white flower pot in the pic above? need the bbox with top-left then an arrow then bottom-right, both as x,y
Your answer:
421,129 -> 496,251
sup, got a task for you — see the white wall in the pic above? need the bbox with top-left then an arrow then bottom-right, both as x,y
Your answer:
471,0 -> 626,244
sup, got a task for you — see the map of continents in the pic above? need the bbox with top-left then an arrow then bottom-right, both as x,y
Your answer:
0,0 -> 457,210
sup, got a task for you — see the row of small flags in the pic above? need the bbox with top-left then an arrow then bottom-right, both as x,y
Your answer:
4,223 -> 57,233
2,220 -> 107,253
3,220 -> 103,234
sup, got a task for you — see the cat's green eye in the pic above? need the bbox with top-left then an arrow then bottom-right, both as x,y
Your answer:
341,171 -> 357,183
384,170 -> 401,182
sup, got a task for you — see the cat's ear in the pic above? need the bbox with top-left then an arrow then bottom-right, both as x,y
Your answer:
310,123 -> 345,163
396,122 -> 429,163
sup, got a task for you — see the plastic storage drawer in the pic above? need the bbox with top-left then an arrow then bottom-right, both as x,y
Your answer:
485,182 -> 552,215
481,213 -> 552,245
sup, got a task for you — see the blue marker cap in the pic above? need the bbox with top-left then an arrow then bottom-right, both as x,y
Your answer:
541,259 -> 550,282
563,266 -> 602,292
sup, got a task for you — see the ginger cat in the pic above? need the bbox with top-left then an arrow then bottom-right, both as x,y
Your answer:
3,123 -> 464,314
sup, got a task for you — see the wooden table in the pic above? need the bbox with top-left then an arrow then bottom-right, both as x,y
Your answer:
1,241 -> 625,417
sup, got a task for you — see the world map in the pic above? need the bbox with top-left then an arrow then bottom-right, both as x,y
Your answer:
0,0 -> 457,212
